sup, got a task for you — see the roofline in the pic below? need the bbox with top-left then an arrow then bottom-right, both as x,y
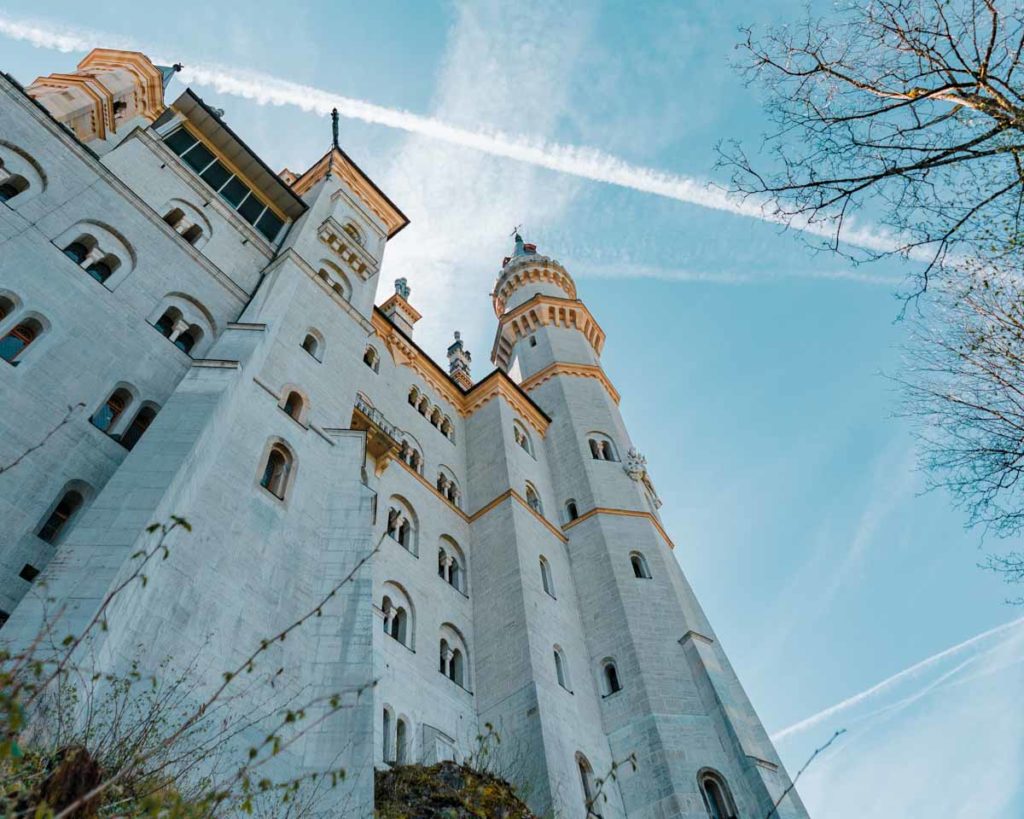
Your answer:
329,144 -> 409,238
372,306 -> 551,423
180,88 -> 308,216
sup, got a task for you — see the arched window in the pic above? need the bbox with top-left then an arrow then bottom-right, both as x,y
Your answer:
174,327 -> 199,354
0,175 -> 28,203
565,500 -> 579,522
363,346 -> 380,372
440,417 -> 454,441
630,551 -> 652,579
181,224 -> 203,245
408,386 -> 419,407
382,707 -> 393,763
0,319 -> 42,364
381,583 -> 415,648
386,498 -> 418,554
120,405 -> 158,451
301,330 -> 323,361
602,660 -> 621,695
577,754 -> 599,816
343,221 -> 364,246
62,240 -> 89,264
418,396 -> 429,416
282,391 -> 304,422
430,408 -> 442,428
439,625 -> 469,688
37,489 -> 84,544
513,421 -> 533,456
90,387 -> 132,434
0,293 -> 15,322
154,307 -> 179,339
698,770 -> 737,819
437,468 -> 460,508
86,257 -> 115,283
525,483 -> 543,515
438,537 -> 465,593
553,646 -> 570,690
395,718 -> 409,764
539,556 -> 555,597
588,434 -> 619,462
163,208 -> 185,229
259,443 -> 294,500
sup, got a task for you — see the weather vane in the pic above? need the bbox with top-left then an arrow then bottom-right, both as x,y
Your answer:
510,224 -> 522,238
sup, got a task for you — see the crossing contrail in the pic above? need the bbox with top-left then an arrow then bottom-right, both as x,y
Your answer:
771,615 -> 1024,743
0,13 -> 904,256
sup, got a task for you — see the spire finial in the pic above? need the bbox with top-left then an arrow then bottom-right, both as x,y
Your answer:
331,108 -> 340,150
394,277 -> 411,300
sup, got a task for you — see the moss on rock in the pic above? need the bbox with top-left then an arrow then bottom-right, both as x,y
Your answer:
374,761 -> 535,818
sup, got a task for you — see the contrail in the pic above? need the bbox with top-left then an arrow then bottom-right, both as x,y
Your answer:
0,13 -> 903,256
771,615 -> 1024,743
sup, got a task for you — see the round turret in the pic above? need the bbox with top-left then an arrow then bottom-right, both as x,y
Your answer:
491,234 -> 576,317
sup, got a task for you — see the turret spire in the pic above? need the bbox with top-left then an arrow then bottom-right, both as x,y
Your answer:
331,107 -> 340,150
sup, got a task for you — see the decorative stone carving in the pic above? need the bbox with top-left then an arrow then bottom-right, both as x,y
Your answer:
624,447 -> 647,480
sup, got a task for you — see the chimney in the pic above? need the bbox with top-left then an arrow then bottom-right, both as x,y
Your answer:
447,331 -> 473,389
380,278 -> 420,337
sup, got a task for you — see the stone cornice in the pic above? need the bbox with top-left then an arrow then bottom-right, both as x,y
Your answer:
492,254 -> 576,317
468,489 -> 568,544
370,310 -> 550,436
563,506 -> 676,551
292,148 -> 408,238
519,362 -> 621,405
491,294 -> 606,369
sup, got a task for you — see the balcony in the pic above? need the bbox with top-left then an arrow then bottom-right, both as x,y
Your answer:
351,395 -> 402,476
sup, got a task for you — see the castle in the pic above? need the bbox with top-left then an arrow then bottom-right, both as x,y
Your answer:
0,50 -> 809,818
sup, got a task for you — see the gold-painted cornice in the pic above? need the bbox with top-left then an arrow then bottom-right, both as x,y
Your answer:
370,311 -> 550,437
563,506 -> 676,551
491,294 -> 606,370
292,148 -> 408,238
519,361 -> 620,405
469,489 -> 568,543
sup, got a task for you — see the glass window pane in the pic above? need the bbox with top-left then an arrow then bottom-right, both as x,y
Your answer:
200,160 -> 231,191
181,142 -> 215,174
237,194 -> 265,225
219,176 -> 250,208
256,210 -> 284,242
164,128 -> 198,156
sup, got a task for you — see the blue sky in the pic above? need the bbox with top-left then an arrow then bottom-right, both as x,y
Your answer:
3,1 -> 1023,814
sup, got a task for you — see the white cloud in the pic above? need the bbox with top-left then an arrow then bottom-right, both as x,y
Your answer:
0,10 -> 906,263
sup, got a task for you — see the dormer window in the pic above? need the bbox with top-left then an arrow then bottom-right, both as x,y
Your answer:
163,127 -> 285,242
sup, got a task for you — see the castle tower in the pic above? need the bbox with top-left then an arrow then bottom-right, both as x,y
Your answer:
489,236 -> 809,818
27,48 -> 174,148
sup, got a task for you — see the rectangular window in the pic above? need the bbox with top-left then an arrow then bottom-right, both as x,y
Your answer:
200,159 -> 232,191
181,142 -> 215,174
219,176 -> 250,208
162,128 -> 285,243
19,564 -> 39,582
164,128 -> 198,156
256,210 -> 284,242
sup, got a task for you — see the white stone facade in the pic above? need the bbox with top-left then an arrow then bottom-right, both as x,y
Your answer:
0,51 -> 810,818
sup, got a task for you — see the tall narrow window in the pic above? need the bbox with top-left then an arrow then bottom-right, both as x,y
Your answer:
301,333 -> 320,360
154,309 -> 177,338
396,719 -> 408,764
526,484 -> 543,515
449,648 -> 464,686
259,444 -> 293,499
603,661 -> 621,695
539,556 -> 555,598
565,500 -> 579,522
554,647 -> 570,690
37,490 -> 84,544
699,772 -> 736,819
630,552 -> 652,579
282,391 -> 304,422
120,406 -> 157,451
363,346 -> 380,372
382,708 -> 392,763
577,754 -> 599,817
90,388 -> 131,433
175,328 -> 199,354
0,320 -> 40,364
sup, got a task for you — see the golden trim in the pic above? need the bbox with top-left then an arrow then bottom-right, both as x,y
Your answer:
369,312 -> 550,437
492,256 -> 577,317
394,458 -> 470,522
519,362 -> 621,405
563,507 -> 676,550
291,149 -> 408,238
491,294 -> 606,369
468,489 -> 568,544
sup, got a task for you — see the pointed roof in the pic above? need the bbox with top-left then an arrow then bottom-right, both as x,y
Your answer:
291,146 -> 409,238
156,63 -> 182,89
